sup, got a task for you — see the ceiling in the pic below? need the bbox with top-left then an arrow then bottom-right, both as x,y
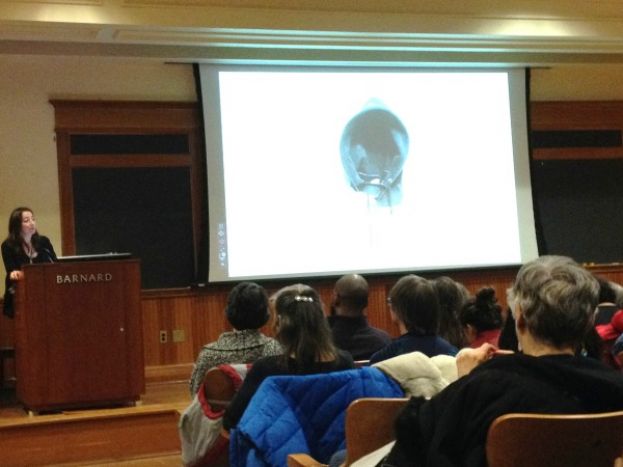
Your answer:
2,0 -> 623,65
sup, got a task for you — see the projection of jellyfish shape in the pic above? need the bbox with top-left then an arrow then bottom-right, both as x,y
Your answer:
340,107 -> 409,207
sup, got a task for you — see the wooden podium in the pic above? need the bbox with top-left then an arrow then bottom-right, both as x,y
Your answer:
14,258 -> 145,412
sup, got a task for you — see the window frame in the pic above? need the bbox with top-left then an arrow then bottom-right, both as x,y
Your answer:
51,100 -> 205,289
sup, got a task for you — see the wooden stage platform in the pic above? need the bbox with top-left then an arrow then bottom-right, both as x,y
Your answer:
0,381 -> 189,466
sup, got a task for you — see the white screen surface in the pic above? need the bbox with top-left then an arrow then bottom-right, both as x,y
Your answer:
200,66 -> 538,282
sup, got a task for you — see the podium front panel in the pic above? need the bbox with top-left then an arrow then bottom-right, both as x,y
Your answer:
15,259 -> 144,411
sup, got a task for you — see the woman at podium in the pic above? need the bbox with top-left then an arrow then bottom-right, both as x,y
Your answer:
2,207 -> 57,318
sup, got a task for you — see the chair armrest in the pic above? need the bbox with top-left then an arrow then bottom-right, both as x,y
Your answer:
287,453 -> 328,467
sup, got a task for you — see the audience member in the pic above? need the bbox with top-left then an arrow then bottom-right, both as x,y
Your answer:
383,255 -> 623,466
223,283 -> 355,430
593,277 -> 623,367
594,276 -> 621,325
459,287 -> 503,348
328,274 -> 391,360
595,309 -> 623,369
611,281 -> 623,309
497,308 -> 519,352
612,332 -> 623,367
369,275 -> 457,364
501,305 -> 603,360
188,282 -> 282,395
432,276 -> 470,349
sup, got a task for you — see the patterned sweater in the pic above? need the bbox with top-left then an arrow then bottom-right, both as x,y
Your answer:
189,329 -> 282,395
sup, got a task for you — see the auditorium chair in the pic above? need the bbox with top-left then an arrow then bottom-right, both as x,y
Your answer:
486,410 -> 623,467
287,397 -> 408,467
202,365 -> 240,411
180,364 -> 248,467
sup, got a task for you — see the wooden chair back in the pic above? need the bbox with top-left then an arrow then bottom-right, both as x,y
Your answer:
486,410 -> 623,467
287,397 -> 409,467
345,397 -> 408,465
192,365 -> 248,467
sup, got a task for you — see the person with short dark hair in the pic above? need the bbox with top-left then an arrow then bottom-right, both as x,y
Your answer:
188,282 -> 282,395
383,256 -> 623,467
328,274 -> 391,360
2,206 -> 57,318
459,287 -> 503,348
223,284 -> 355,429
369,275 -> 457,364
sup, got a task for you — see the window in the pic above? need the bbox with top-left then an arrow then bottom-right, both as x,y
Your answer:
52,100 -> 204,289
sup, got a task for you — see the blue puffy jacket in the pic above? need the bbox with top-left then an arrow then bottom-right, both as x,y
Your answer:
229,366 -> 403,467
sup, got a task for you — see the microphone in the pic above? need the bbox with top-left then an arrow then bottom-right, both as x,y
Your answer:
41,248 -> 55,263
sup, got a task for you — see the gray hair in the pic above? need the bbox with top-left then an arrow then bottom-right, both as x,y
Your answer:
508,255 -> 598,349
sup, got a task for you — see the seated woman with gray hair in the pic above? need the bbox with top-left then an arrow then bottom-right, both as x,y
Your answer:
383,255 -> 623,467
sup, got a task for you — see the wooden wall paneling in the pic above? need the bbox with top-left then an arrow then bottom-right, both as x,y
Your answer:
450,267 -> 519,310
167,296 -> 195,364
158,297 -> 177,366
141,297 -> 164,368
191,287 -> 231,355
367,279 -> 398,337
366,278 -> 399,337
81,264 -> 623,382
589,264 -> 623,285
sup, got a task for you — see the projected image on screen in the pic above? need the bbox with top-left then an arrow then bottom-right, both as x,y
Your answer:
201,67 -> 537,282
340,102 -> 409,208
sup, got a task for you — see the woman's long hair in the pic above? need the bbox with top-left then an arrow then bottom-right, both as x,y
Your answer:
273,284 -> 338,372
5,207 -> 41,253
433,276 -> 469,348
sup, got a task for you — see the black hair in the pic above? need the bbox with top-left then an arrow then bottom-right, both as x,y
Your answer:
225,282 -> 270,330
597,276 -> 617,304
498,309 -> 519,352
334,274 -> 368,315
459,287 -> 503,332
